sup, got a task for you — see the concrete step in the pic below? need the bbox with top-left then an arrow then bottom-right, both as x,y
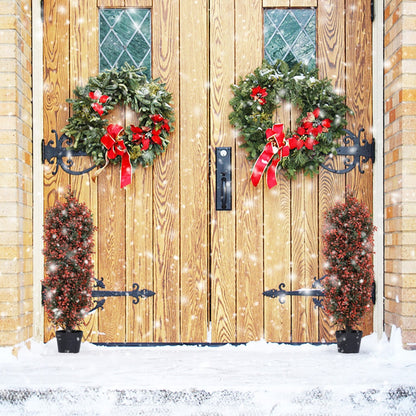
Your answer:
0,385 -> 415,415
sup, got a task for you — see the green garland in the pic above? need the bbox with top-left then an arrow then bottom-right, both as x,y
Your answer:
63,63 -> 174,169
229,60 -> 351,180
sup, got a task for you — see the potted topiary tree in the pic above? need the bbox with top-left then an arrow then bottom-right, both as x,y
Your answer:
42,188 -> 97,353
321,190 -> 376,353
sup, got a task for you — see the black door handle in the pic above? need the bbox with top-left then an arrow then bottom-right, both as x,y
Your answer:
215,147 -> 232,211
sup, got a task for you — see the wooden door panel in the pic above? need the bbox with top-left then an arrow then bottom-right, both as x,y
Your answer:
235,0 -> 264,343
43,0 -> 373,344
345,0 -> 373,336
179,0 -> 209,343
317,0 -> 346,342
151,0 -> 181,343
209,0 -> 237,344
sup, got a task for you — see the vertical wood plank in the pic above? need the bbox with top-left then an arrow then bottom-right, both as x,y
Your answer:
125,0 -> 152,6
69,0 -> 99,343
345,0 -> 373,336
43,0 -> 70,342
179,0 -> 209,343
123,0 -> 154,344
291,107 -> 319,343
317,0 -> 346,342
125,110 -> 154,343
263,0 -> 289,6
345,0 -> 373,206
97,0 -> 124,7
235,0 -> 264,343
97,108 -> 126,343
152,0 -> 181,342
210,0 -> 237,343
290,0 -> 317,6
264,105 -> 292,342
304,175 -> 319,342
291,177 -> 319,343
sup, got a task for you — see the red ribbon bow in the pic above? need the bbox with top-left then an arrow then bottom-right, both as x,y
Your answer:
251,123 -> 288,189
100,124 -> 132,188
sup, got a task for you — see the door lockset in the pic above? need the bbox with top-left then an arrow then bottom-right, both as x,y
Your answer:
215,147 -> 232,211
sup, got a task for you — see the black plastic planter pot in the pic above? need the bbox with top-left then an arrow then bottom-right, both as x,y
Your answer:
335,329 -> 362,353
56,330 -> 83,353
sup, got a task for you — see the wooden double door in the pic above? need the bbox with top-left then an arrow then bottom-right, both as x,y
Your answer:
43,0 -> 373,344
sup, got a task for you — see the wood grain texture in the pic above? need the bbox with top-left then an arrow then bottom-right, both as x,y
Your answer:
235,0 -> 264,343
264,105 -> 291,342
69,0 -> 99,343
290,0 -> 317,6
317,0 -> 346,342
345,0 -> 373,336
210,0 -> 237,343
97,0 -> 123,7
291,104 -> 319,343
152,0 -> 181,343
263,0 -> 289,6
98,0 -> 152,6
43,0 -> 70,342
125,0 -> 152,6
125,109 -> 154,343
291,175 -> 319,343
97,108 -> 127,343
42,0 -> 374,344
179,0 -> 209,343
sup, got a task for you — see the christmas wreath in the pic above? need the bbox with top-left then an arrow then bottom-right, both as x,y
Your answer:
62,64 -> 174,188
229,60 -> 351,188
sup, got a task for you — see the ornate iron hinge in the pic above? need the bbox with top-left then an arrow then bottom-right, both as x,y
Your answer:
89,278 -> 156,313
320,129 -> 375,175
263,276 -> 325,308
42,130 -> 95,176
42,129 -> 375,177
41,279 -> 155,313
263,276 -> 376,309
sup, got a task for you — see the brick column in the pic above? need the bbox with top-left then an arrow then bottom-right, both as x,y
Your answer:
0,0 -> 33,347
384,0 -> 416,349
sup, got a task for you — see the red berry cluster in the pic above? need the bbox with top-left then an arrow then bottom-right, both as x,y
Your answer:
131,114 -> 171,151
42,189 -> 97,330
321,191 -> 376,331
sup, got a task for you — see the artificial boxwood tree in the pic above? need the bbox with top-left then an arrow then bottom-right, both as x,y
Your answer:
42,189 -> 97,331
321,191 -> 376,332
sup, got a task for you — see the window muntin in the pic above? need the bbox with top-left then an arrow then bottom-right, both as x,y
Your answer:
264,9 -> 316,68
99,8 -> 151,78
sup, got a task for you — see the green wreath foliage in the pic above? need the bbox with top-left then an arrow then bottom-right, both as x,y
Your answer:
229,60 -> 351,179
62,63 -> 174,168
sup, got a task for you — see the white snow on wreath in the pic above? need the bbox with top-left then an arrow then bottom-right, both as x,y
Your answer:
229,60 -> 351,188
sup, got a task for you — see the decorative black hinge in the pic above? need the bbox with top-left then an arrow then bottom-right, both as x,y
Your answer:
42,279 -> 155,313
42,130 -> 96,176
263,276 -> 325,309
320,129 -> 375,175
89,278 -> 155,313
264,275 -> 377,309
371,0 -> 375,22
42,129 -> 374,177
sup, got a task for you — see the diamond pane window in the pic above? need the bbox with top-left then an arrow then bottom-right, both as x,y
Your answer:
100,9 -> 151,78
264,9 -> 316,68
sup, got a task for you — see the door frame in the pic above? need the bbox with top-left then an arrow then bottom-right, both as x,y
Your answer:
32,0 -> 385,343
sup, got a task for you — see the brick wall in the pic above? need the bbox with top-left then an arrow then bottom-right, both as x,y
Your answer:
0,0 -> 33,347
384,0 -> 416,349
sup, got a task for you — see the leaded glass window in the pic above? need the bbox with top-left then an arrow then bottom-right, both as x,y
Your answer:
99,9 -> 151,78
264,9 -> 316,68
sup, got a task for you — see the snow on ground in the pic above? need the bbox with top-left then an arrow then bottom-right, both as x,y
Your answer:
0,327 -> 416,415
